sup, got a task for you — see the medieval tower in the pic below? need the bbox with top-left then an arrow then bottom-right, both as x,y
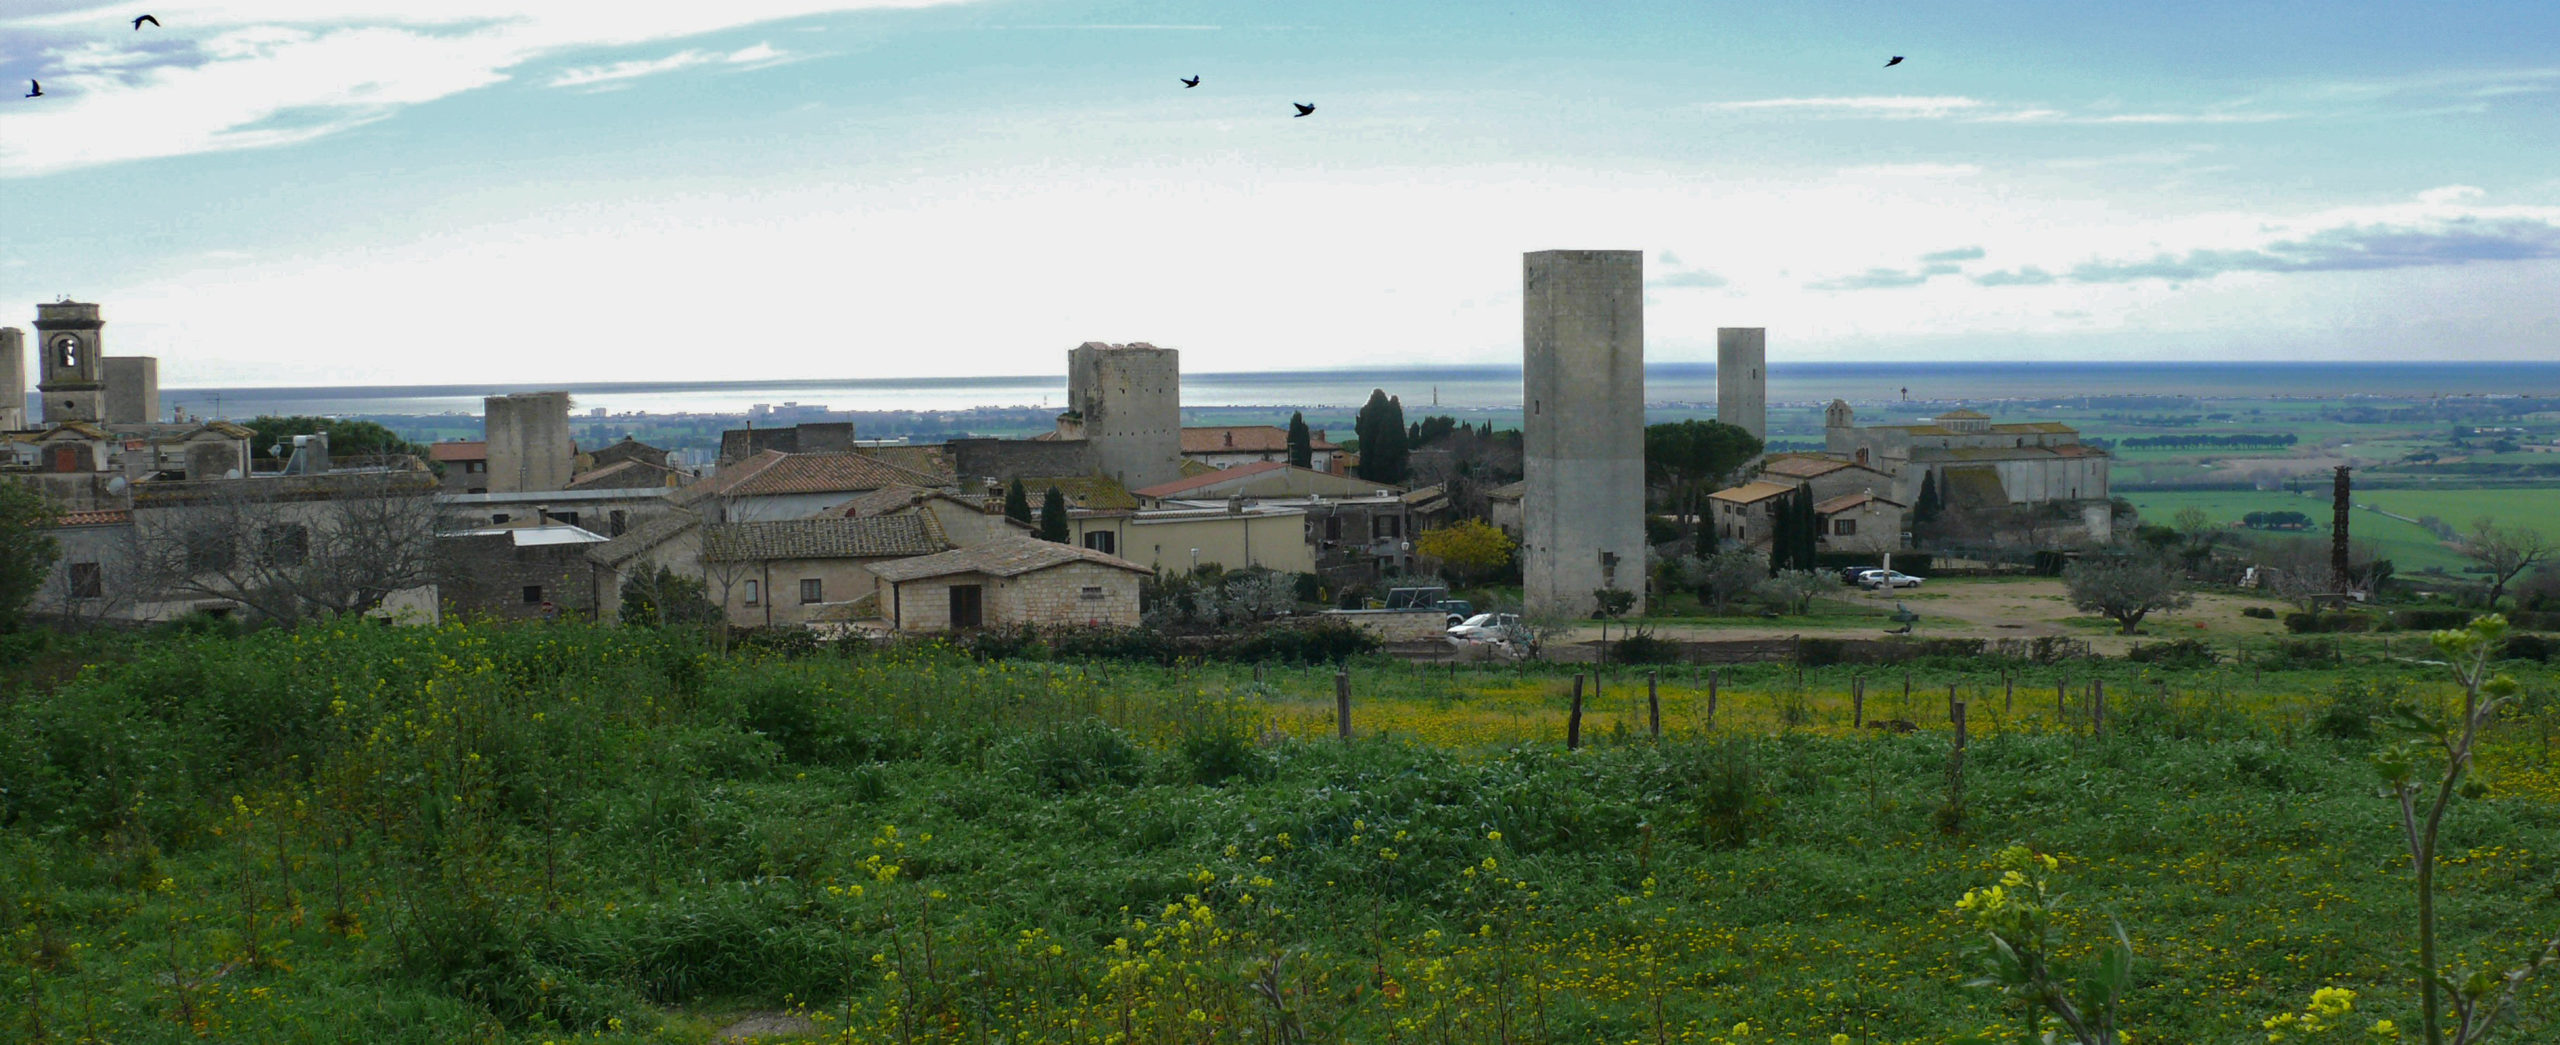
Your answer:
483,391 -> 575,493
1066,341 -> 1181,492
1521,250 -> 1647,618
0,327 -> 24,431
34,301 -> 107,425
1716,327 -> 1766,441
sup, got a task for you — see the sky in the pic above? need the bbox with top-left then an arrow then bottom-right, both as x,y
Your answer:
2,0 -> 2557,387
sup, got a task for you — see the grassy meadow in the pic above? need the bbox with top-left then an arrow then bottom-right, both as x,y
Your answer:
2119,490 -> 2473,574
7,622 -> 2560,1043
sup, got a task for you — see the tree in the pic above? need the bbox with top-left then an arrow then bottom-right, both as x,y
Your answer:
2460,518 -> 2552,608
1644,420 -> 1762,543
1038,486 -> 1071,543
132,469 -> 440,623
2332,465 -> 2353,593
1286,412 -> 1313,469
1912,470 -> 1946,529
1769,487 -> 1820,575
2063,555 -> 2193,634
244,416 -> 436,468
1353,389 -> 1409,485
1004,478 -> 1033,526
1756,568 -> 1830,616
0,482 -> 61,631
1413,519 -> 1516,586
1674,549 -> 1766,615
619,565 -> 721,628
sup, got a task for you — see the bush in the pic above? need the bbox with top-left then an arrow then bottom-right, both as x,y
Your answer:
2387,608 -> 2475,631
2126,638 -> 2218,668
2283,611 -> 2371,634
2315,677 -> 2405,740
2264,638 -> 2341,670
2241,606 -> 2278,620
1611,630 -> 1684,665
2503,634 -> 2560,663
2507,610 -> 2560,632
1645,515 -> 1685,546
1686,739 -> 1774,850
1015,719 -> 1146,793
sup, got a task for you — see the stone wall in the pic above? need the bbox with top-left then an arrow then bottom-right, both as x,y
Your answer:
949,437 -> 1097,483
0,327 -> 24,431
996,561 -> 1141,629
484,392 -> 574,493
435,532 -> 596,620
1318,608 -> 1450,643
1067,342 -> 1181,491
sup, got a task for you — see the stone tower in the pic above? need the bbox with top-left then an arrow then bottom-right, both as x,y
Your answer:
104,356 -> 161,424
34,301 -> 108,425
1522,250 -> 1647,618
0,327 -> 24,431
1066,341 -> 1181,491
1716,327 -> 1766,441
483,391 -> 574,493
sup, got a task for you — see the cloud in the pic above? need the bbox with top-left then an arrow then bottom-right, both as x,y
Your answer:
1650,270 -> 1727,289
1657,250 -> 1682,266
1808,262 -> 1960,291
1967,191 -> 2560,287
1919,246 -> 1985,263
547,42 -> 785,89
0,1 -> 961,176
1705,95 -> 1987,118
1971,267 -> 2056,286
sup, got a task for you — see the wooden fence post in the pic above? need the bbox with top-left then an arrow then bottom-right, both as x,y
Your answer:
1707,669 -> 1720,729
1948,682 -> 1959,724
1647,670 -> 1660,738
1853,674 -> 1865,729
2057,677 -> 2067,718
2004,672 -> 2014,713
1954,699 -> 1969,751
1335,670 -> 1352,741
2093,679 -> 2107,738
1568,674 -> 1586,751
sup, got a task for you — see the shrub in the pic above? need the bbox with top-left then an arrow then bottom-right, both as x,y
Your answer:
2241,606 -> 2278,620
2503,634 -> 2560,663
1686,739 -> 1774,850
2387,608 -> 2475,631
2314,676 -> 2404,740
1015,719 -> 1146,793
1611,630 -> 1684,665
2284,611 -> 2372,634
2263,637 -> 2341,670
2126,638 -> 2218,668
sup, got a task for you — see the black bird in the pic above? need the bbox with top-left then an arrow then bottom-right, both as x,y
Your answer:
1180,75 -> 1199,88
23,80 -> 38,98
1884,55 -> 1904,67
133,14 -> 159,29
1292,102 -> 1315,117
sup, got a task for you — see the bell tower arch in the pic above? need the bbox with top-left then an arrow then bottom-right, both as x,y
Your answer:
34,300 -> 106,424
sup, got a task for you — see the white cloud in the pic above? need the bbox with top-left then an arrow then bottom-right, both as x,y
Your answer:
1705,95 -> 1987,118
0,1 -> 961,176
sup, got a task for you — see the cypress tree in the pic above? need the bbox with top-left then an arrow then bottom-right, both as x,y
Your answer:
1287,411 -> 1313,469
1038,486 -> 1071,543
1913,471 -> 1945,527
1004,478 -> 1033,526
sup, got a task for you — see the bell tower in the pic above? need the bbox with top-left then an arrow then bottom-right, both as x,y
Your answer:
34,301 -> 106,425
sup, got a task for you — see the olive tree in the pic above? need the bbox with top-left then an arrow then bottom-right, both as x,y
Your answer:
2063,555 -> 2193,635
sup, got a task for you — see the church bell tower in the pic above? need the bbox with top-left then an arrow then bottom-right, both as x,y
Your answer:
34,301 -> 106,425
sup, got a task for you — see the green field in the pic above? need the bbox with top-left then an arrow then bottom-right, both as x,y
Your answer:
2356,488 -> 2560,542
2120,489 -> 2473,574
8,622 -> 2560,1043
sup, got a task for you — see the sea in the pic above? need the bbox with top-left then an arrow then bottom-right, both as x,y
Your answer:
120,361 -> 2560,418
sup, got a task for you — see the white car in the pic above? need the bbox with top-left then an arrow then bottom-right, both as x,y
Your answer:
1858,569 -> 1924,590
1445,612 -> 1523,644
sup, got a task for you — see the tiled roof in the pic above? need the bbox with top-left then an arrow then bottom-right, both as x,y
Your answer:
1180,426 -> 1338,454
41,421 -> 112,440
195,421 -> 256,439
859,445 -> 956,482
53,509 -> 131,526
868,535 -> 1149,583
702,515 -> 948,562
1708,480 -> 1796,504
834,483 -> 942,516
1133,460 -> 1291,498
429,441 -> 488,462
1988,422 -> 2079,435
1814,492 -> 1905,515
1761,455 -> 1884,479
1936,409 -> 1991,420
566,458 -> 687,490
1488,480 -> 1528,500
1914,444 -> 2109,463
586,514 -> 699,568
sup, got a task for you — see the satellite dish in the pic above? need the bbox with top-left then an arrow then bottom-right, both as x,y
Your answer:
225,468 -> 243,479
269,443 -> 286,458
107,476 -> 129,494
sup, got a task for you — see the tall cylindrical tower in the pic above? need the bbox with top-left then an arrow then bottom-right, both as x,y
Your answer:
1716,327 -> 1766,441
1522,250 -> 1647,618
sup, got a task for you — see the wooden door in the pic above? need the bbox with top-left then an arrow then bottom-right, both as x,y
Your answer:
948,584 -> 984,630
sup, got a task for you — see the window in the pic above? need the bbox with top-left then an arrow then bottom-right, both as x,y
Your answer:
492,513 -> 511,524
744,579 -> 761,606
609,510 -> 628,537
800,578 -> 823,604
1080,585 -> 1105,600
1324,516 -> 1342,541
1833,519 -> 1858,537
549,510 -> 580,528
1373,515 -> 1401,539
521,585 -> 543,604
1083,530 -> 1116,555
184,530 -> 234,573
261,524 -> 309,566
68,562 -> 101,599
466,461 -> 486,473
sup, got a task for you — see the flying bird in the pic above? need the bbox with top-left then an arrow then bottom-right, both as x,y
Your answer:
1292,102 -> 1315,117
1180,75 -> 1199,88
23,80 -> 38,98
133,14 -> 159,29
1884,55 -> 1904,67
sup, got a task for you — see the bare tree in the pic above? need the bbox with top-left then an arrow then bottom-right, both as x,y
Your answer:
2461,517 -> 2553,609
129,469 -> 438,623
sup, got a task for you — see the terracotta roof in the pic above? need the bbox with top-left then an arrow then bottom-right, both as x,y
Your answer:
53,508 -> 131,526
1133,460 -> 1291,498
1180,426 -> 1338,454
1175,458 -> 1220,478
1761,455 -> 1885,479
703,515 -> 947,562
834,483 -> 944,516
429,441 -> 487,462
700,450 -> 950,499
868,535 -> 1150,583
1708,480 -> 1796,504
565,458 -> 687,490
586,514 -> 699,568
1813,492 -> 1906,515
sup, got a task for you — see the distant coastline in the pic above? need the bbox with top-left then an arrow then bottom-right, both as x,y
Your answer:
91,360 -> 2560,418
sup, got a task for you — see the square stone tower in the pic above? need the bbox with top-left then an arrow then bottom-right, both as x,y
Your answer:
484,391 -> 575,493
34,301 -> 107,425
1716,327 -> 1766,441
1522,250 -> 1647,618
1066,341 -> 1181,491
0,327 -> 24,431
104,356 -> 160,424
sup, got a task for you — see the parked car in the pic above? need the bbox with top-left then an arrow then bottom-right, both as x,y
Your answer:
1446,612 -> 1523,644
1858,569 -> 1924,590
1437,599 -> 1475,626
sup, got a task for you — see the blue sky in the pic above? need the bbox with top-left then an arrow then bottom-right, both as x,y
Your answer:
2,0 -> 2556,386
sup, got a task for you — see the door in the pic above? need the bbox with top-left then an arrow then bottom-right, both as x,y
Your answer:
948,584 -> 984,630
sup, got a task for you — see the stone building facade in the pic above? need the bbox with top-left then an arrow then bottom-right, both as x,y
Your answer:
483,391 -> 574,493
1062,341 -> 1181,492
701,515 -> 949,628
1716,327 -> 1766,441
1825,402 -> 2109,509
436,525 -> 609,621
869,537 -> 1147,633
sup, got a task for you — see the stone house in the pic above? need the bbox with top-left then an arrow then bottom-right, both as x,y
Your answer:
701,515 -> 950,628
678,449 -> 954,523
1813,492 -> 1907,555
1179,425 -> 1340,473
1707,480 -> 1792,549
585,514 -> 704,623
1058,501 -> 1315,577
1757,455 -> 1897,504
1486,480 -> 1527,539
867,536 -> 1148,633
1824,402 -> 2110,508
435,523 -> 611,621
430,440 -> 490,494
828,484 -> 1030,548
437,486 -> 681,538
569,437 -> 689,491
